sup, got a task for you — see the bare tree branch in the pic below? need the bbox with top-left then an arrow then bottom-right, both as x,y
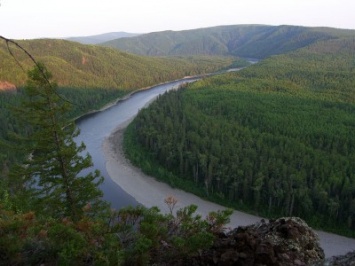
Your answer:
0,36 -> 52,84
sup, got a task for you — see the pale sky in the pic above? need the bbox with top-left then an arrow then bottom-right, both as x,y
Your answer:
0,0 -> 354,39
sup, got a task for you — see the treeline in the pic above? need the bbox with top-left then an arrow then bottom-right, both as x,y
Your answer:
0,37 -> 235,174
0,64 -> 232,265
0,87 -> 124,171
0,38 -> 234,89
124,38 -> 355,235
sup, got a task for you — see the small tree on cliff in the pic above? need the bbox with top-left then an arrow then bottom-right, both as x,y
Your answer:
10,63 -> 107,220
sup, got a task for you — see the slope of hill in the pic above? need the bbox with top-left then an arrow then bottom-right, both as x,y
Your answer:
0,38 -> 234,90
0,38 -> 234,167
66,32 -> 140,44
102,25 -> 355,58
124,36 -> 355,236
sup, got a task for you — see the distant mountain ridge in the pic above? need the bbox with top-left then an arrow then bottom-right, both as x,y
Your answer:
101,25 -> 355,58
66,32 -> 140,44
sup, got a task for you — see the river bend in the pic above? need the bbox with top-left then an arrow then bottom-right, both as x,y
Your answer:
75,78 -> 355,258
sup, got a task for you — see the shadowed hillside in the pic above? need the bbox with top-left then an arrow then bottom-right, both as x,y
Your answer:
0,37 -> 234,167
102,24 -> 355,58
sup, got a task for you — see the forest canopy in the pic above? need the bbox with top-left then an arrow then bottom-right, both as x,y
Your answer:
0,38 -> 236,171
0,43 -> 232,265
124,37 -> 355,236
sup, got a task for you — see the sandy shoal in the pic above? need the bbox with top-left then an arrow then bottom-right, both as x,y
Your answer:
103,121 -> 355,258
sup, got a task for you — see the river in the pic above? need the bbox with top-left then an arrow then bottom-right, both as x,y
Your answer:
75,77 -> 355,258
75,78 -> 198,209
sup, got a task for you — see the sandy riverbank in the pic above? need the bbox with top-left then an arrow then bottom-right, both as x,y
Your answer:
103,121 -> 355,258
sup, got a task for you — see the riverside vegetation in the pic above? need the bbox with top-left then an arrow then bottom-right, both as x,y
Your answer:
0,38 -> 236,170
0,61 -> 232,264
0,37 -> 238,264
1,25 -> 355,264
124,37 -> 355,237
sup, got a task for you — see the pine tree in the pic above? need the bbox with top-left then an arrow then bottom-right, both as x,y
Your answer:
10,63 -> 107,221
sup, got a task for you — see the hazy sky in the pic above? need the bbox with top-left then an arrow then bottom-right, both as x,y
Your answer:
1,0 -> 354,39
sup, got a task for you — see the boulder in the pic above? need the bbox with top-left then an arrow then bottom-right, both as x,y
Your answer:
185,217 -> 325,266
323,251 -> 355,266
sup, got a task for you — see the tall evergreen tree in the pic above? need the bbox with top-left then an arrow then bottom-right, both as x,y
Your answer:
10,63 -> 107,220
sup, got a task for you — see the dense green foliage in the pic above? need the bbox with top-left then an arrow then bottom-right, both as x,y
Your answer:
0,38 -> 234,89
7,64 -> 107,220
0,63 -> 232,265
0,38 -> 234,173
0,87 -> 125,176
0,201 -> 231,265
1,25 -> 355,263
124,37 -> 355,236
102,25 -> 355,58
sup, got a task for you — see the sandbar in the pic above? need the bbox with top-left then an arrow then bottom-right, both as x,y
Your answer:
103,120 -> 355,258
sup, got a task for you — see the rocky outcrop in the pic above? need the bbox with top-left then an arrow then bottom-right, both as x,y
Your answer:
182,217 -> 325,265
323,251 -> 355,265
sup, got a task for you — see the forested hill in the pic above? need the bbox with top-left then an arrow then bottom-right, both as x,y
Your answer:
0,38 -> 234,90
124,36 -> 355,236
101,25 -> 355,58
0,38 -> 235,168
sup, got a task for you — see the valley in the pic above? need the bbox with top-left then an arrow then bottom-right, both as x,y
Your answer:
1,24 -> 355,263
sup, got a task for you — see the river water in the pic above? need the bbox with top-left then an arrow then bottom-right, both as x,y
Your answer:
75,76 -> 355,257
75,78 -> 197,209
